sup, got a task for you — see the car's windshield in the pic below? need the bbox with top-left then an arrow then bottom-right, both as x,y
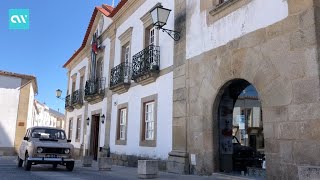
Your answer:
31,128 -> 66,140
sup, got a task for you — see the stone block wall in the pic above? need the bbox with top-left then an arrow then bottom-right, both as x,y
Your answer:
171,0 -> 320,178
110,153 -> 167,171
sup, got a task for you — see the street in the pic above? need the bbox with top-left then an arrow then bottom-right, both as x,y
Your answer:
0,156 -> 259,180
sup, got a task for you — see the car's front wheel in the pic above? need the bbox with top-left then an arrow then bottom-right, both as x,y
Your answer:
23,153 -> 32,171
17,156 -> 23,167
66,162 -> 74,171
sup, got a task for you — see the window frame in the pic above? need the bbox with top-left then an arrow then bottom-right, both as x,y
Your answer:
68,118 -> 73,140
75,116 -> 81,142
115,103 -> 128,145
140,94 -> 158,147
144,101 -> 155,140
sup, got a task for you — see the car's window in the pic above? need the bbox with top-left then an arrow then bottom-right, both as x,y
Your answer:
31,128 -> 66,140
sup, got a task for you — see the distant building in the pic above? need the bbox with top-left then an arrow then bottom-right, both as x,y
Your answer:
32,100 -> 65,129
0,70 -> 38,155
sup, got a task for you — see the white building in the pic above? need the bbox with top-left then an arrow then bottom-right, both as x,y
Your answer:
0,70 -> 37,155
63,0 -> 174,166
32,100 -> 65,129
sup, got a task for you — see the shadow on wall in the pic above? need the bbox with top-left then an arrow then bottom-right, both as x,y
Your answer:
0,122 -> 17,156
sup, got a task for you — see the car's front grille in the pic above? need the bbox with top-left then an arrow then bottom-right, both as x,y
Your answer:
42,148 -> 65,154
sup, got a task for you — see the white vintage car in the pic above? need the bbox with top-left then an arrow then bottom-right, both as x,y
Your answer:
17,126 -> 74,171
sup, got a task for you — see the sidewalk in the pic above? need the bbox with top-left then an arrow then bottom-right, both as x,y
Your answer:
74,159 -> 261,180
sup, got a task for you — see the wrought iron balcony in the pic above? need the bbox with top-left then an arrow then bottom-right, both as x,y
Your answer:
109,62 -> 131,94
132,45 -> 160,85
84,77 -> 106,104
65,94 -> 74,112
71,89 -> 83,109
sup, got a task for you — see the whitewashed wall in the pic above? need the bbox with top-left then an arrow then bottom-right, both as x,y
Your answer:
66,35 -> 111,150
0,76 -> 21,148
26,85 -> 35,128
186,0 -> 289,59
66,57 -> 89,149
109,0 -> 174,159
110,73 -> 173,159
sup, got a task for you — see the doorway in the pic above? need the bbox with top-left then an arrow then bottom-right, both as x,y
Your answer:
216,79 -> 264,173
90,114 -> 100,161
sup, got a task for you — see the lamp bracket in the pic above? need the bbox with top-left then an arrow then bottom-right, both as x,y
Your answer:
157,27 -> 180,41
57,97 -> 65,101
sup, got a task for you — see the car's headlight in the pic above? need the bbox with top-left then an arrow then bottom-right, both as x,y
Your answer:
37,147 -> 43,153
64,148 -> 70,154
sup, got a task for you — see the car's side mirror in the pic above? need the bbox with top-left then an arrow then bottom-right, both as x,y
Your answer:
23,137 -> 29,141
67,139 -> 71,143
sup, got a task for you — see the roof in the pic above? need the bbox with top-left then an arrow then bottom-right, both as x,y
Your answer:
109,0 -> 128,17
63,1 -> 128,68
0,70 -> 35,80
63,5 -> 114,68
0,70 -> 38,93
48,108 -> 65,119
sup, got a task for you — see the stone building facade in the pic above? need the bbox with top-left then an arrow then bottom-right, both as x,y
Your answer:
63,0 -> 174,165
168,0 -> 320,179
63,0 -> 320,179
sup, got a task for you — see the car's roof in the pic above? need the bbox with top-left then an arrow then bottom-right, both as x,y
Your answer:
27,126 -> 63,131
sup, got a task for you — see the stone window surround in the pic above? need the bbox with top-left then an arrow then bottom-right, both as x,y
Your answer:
139,94 -> 158,147
209,0 -> 252,22
79,66 -> 86,77
140,3 -> 161,48
70,73 -> 77,94
115,102 -> 129,145
75,115 -> 82,142
118,27 -> 133,65
68,117 -> 73,141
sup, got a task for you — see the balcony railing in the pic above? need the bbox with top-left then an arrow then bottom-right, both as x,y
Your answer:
71,89 -> 83,109
132,45 -> 160,84
110,62 -> 131,88
65,94 -> 74,112
84,77 -> 106,103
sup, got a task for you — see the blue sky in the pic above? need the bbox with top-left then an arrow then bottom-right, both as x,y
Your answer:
0,1 -> 119,113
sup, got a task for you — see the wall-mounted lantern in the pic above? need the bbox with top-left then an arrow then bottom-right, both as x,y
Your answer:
101,114 -> 105,124
55,89 -> 65,100
86,117 -> 90,126
150,4 -> 180,41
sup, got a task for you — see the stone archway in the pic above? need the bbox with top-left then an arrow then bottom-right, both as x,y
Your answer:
213,79 -> 264,175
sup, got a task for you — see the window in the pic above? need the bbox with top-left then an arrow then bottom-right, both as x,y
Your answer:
80,76 -> 84,90
144,102 -> 155,140
68,118 -> 73,140
144,25 -> 158,48
140,94 -> 157,147
121,43 -> 130,64
75,116 -> 81,142
115,103 -> 128,145
119,109 -> 127,140
96,58 -> 104,79
71,81 -> 76,94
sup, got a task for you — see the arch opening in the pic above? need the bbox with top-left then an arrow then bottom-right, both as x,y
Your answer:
215,79 -> 265,175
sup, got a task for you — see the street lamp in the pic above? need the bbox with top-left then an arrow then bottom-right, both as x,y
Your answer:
55,89 -> 65,100
150,5 -> 180,41
101,114 -> 105,124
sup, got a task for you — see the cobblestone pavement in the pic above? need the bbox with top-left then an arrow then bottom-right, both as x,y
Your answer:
0,156 -> 260,180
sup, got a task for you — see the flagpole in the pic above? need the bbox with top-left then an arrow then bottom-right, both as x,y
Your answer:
112,0 -> 115,7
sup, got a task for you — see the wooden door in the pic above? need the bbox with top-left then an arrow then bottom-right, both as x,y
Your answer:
90,115 -> 100,160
